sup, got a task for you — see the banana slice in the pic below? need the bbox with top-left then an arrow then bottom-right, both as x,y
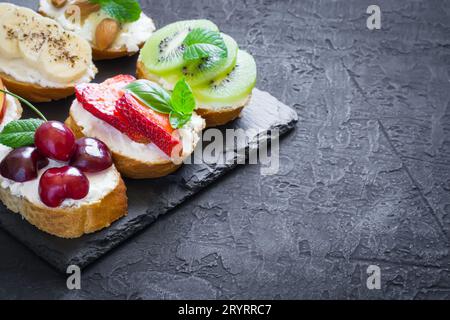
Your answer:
39,31 -> 92,83
0,4 -> 24,59
0,3 -> 16,18
1,3 -> 96,88
18,19 -> 61,64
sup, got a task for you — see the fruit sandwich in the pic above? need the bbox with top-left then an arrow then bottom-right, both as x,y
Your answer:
0,79 -> 127,238
0,3 -> 97,102
137,19 -> 257,127
66,75 -> 205,179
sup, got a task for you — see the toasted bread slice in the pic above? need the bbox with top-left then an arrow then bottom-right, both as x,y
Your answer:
0,174 -> 127,238
65,100 -> 205,179
92,46 -> 144,61
38,0 -> 156,61
136,60 -> 249,127
0,71 -> 77,103
0,3 -> 97,102
0,87 -> 127,239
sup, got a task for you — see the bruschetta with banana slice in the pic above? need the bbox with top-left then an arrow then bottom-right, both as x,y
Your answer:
65,75 -> 205,179
137,20 -> 257,127
0,3 -> 97,102
0,83 -> 127,238
39,0 -> 156,60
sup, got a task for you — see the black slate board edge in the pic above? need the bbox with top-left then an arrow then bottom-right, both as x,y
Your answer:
0,108 -> 298,273
0,88 -> 298,274
59,115 -> 298,273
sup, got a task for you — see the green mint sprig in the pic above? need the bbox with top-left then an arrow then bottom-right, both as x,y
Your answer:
89,0 -> 142,23
0,119 -> 45,148
182,28 -> 228,61
125,78 -> 196,129
0,89 -> 47,148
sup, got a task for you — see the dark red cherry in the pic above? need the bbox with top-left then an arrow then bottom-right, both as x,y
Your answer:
0,147 -> 49,182
39,166 -> 89,208
70,137 -> 113,173
35,121 -> 76,161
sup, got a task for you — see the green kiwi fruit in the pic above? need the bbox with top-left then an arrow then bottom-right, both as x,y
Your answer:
140,19 -> 219,75
194,50 -> 257,107
162,33 -> 238,87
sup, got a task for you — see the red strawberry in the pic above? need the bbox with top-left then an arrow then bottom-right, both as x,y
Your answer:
116,93 -> 181,157
75,75 -> 147,142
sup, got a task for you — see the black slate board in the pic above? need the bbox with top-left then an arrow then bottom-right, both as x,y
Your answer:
0,84 -> 297,272
0,0 -> 297,274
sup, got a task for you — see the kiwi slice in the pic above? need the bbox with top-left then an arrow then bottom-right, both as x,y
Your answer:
162,33 -> 239,88
140,19 -> 219,75
194,50 -> 257,107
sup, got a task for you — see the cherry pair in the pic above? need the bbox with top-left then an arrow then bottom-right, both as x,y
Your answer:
35,121 -> 112,171
0,121 -> 113,208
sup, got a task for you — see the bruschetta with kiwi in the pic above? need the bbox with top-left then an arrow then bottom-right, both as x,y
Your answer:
0,3 -> 97,102
38,0 -> 156,60
137,19 -> 257,127
65,75 -> 205,179
0,84 -> 127,238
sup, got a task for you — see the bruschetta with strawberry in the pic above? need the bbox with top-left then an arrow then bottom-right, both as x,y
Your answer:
65,75 -> 205,179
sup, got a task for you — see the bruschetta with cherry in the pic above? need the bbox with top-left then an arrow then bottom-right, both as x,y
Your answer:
65,75 -> 205,179
0,3 -> 97,102
137,19 -> 257,127
39,0 -> 156,60
0,83 -> 127,238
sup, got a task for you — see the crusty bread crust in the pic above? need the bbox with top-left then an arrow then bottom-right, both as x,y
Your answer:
136,60 -> 246,127
0,72 -> 75,103
195,106 -> 244,127
0,176 -> 127,238
65,115 -> 181,179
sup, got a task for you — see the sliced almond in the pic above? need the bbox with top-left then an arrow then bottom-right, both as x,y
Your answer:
95,18 -> 120,51
51,0 -> 67,8
64,0 -> 100,24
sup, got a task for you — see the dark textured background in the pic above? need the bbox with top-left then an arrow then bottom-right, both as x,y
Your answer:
1,0 -> 450,299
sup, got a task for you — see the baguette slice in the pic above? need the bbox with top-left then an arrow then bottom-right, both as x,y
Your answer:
38,0 -> 156,61
0,175 -> 127,239
65,102 -> 205,179
0,90 -> 127,239
0,3 -> 97,102
136,60 -> 249,127
92,46 -> 143,61
0,71 -> 77,103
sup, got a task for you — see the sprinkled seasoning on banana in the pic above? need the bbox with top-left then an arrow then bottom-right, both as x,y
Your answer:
0,3 -> 97,102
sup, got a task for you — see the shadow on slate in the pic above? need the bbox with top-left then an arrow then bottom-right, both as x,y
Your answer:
0,89 -> 298,273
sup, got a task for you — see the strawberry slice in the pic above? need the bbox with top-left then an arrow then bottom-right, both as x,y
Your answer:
116,93 -> 181,157
75,75 -> 147,142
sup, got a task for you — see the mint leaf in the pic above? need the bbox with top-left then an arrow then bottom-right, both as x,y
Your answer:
90,0 -> 141,23
0,119 -> 45,148
169,112 -> 191,129
183,28 -> 227,61
170,78 -> 196,115
125,80 -> 172,114
124,78 -> 196,129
